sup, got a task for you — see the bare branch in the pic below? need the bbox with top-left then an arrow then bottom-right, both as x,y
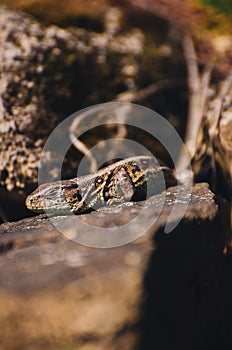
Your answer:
177,34 -> 213,177
182,33 -> 201,154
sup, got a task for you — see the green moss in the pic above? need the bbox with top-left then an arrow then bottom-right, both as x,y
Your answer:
193,0 -> 232,34
201,0 -> 232,17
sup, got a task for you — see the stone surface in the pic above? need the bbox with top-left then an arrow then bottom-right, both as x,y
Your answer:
0,183 -> 231,350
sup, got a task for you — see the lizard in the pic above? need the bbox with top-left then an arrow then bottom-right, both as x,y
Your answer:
25,155 -> 177,215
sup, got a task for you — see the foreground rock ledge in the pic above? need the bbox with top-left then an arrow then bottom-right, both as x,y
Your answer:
0,183 -> 231,350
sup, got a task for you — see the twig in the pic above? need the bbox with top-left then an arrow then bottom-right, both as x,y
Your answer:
177,34 -> 213,175
69,132 -> 97,173
183,33 -> 201,151
70,79 -> 183,173
115,79 -> 184,103
208,70 -> 232,138
200,63 -> 214,116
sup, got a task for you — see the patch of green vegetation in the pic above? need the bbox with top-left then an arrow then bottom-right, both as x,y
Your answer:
201,0 -> 232,17
192,0 -> 232,36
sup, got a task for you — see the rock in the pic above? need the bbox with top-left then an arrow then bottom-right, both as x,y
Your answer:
0,183 -> 231,349
0,6 -> 144,191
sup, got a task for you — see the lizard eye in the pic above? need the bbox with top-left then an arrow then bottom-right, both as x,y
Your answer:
96,177 -> 103,184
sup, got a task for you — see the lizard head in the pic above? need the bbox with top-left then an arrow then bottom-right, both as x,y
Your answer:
25,180 -> 82,214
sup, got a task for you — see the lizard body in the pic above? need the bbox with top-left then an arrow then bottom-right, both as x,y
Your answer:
26,156 -> 177,215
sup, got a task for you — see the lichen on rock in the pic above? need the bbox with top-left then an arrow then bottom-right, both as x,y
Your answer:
0,6 -> 144,191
